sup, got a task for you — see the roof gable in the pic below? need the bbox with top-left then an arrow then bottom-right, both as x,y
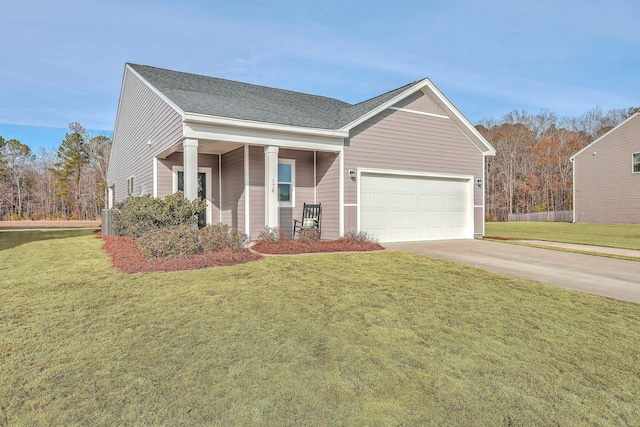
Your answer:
125,63 -> 495,155
571,113 -> 640,160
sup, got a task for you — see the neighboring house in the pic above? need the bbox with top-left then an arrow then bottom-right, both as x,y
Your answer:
571,113 -> 640,224
106,63 -> 496,242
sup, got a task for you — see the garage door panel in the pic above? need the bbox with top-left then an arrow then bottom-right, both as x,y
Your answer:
360,173 -> 472,242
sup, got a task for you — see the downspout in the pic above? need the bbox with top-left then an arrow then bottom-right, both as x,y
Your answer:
219,155 -> 222,223
244,145 -> 250,235
570,157 -> 575,223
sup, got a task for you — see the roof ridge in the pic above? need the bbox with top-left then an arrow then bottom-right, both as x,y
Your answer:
128,63 -> 351,106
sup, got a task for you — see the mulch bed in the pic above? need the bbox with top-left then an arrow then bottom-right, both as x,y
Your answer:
98,233 -> 383,273
99,233 -> 263,273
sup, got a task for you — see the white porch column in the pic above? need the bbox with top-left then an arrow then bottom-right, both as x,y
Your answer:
183,138 -> 199,200
264,146 -> 279,227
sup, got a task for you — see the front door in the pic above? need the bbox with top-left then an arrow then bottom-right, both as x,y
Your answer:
178,171 -> 207,227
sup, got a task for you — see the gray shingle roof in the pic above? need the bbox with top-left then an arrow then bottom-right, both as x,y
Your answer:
128,64 -> 423,130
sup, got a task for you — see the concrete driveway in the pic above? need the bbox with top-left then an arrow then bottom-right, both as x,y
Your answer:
384,240 -> 640,304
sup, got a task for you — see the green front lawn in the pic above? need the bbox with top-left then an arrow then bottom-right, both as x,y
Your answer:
486,222 -> 640,250
2,229 -> 639,425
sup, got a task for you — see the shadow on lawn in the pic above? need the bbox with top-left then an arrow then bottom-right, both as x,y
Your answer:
0,228 -> 98,251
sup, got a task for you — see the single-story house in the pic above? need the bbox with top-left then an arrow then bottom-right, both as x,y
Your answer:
571,113 -> 640,224
106,63 -> 496,242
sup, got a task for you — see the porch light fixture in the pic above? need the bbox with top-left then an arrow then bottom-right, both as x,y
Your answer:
348,170 -> 356,179
476,178 -> 483,187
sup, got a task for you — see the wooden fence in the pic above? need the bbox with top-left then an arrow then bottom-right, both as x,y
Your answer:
507,211 -> 573,222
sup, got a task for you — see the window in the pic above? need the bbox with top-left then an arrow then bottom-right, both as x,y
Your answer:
127,177 -> 134,196
278,159 -> 295,206
634,153 -> 640,173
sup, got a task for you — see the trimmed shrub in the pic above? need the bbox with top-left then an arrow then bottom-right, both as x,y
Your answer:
198,224 -> 249,252
112,192 -> 206,239
297,228 -> 321,243
339,230 -> 379,244
136,225 -> 202,259
256,226 -> 289,243
136,224 -> 249,259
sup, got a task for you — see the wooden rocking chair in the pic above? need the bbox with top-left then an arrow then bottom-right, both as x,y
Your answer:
293,203 -> 321,237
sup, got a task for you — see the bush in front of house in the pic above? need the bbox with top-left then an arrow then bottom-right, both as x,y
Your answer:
137,224 -> 202,259
136,223 -> 250,259
198,223 -> 248,252
112,192 -> 206,239
252,227 -> 383,254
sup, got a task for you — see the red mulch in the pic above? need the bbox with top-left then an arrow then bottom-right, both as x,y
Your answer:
98,233 -> 263,273
251,240 -> 383,255
97,232 -> 383,273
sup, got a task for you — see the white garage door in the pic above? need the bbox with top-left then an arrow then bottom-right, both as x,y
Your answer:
360,173 -> 473,242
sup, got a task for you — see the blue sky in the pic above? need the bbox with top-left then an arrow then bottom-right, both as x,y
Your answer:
1,0 -> 639,151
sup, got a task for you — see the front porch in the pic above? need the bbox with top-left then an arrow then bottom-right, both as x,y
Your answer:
154,142 -> 342,240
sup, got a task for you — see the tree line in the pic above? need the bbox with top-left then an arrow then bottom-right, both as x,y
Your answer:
1,107 -> 637,223
0,122 -> 111,221
477,106 -> 639,221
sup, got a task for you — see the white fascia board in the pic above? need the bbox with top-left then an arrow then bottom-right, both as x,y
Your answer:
338,80 -> 428,132
126,64 -> 185,118
339,78 -> 496,157
183,122 -> 344,153
570,113 -> 640,160
183,112 -> 349,139
418,80 -> 496,156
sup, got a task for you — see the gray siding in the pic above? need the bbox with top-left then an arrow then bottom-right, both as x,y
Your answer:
345,99 -> 485,235
221,148 -> 245,231
316,152 -> 341,239
344,205 -> 357,234
107,67 -> 183,202
278,149 -> 315,237
574,115 -> 640,223
393,91 -> 447,116
248,146 -> 265,238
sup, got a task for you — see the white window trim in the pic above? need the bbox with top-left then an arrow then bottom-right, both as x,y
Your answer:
172,165 -> 213,225
633,153 -> 640,174
278,158 -> 295,207
127,176 -> 134,196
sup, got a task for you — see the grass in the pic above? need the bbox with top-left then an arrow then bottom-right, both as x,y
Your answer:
486,222 -> 640,250
2,229 -> 640,425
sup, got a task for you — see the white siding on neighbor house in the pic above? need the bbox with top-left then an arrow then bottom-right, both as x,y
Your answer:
574,114 -> 640,223
345,94 -> 485,236
107,67 -> 183,202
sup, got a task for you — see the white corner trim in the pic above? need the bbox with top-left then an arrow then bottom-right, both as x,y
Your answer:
313,151 -> 317,204
152,157 -> 158,198
339,151 -> 344,237
219,155 -> 223,223
244,145 -> 250,235
388,106 -> 448,119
